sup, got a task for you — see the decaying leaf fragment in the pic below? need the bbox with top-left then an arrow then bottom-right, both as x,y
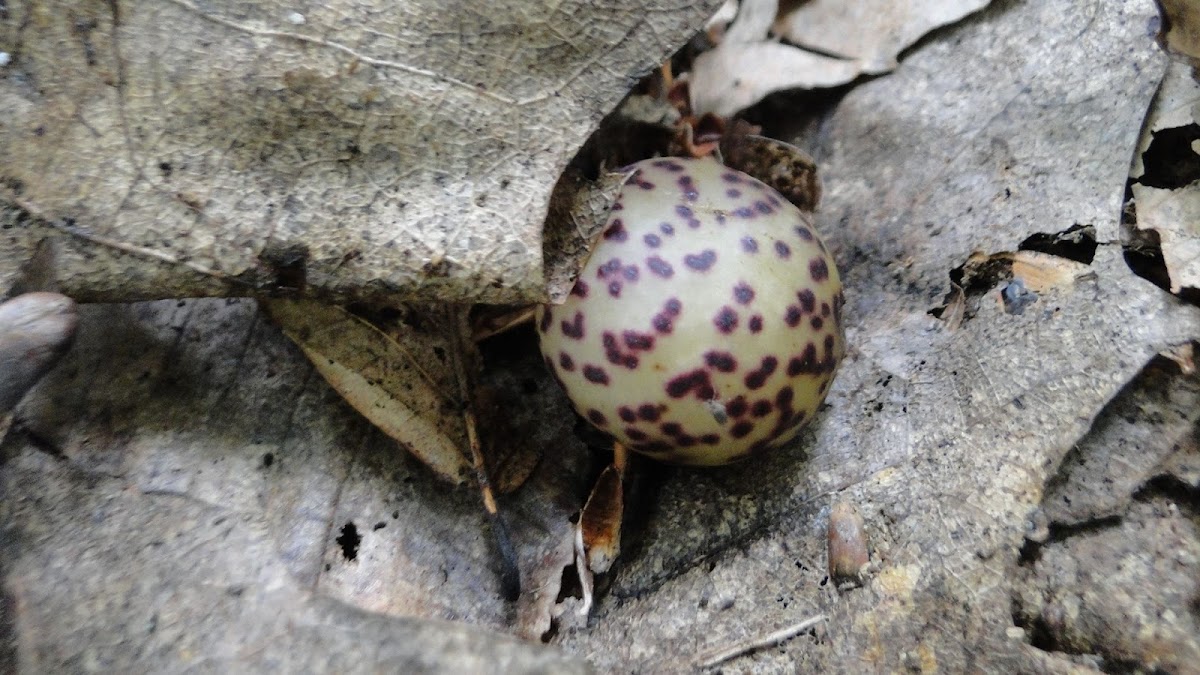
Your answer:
262,298 -> 470,484
0,292 -> 78,414
1128,60 -> 1200,295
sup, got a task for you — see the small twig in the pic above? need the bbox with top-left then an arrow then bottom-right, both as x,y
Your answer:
447,308 -> 521,600
694,614 -> 827,669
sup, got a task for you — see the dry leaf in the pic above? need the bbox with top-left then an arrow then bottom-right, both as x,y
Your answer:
0,0 -> 720,305
262,298 -> 471,484
774,0 -> 991,74
8,0 -> 1200,671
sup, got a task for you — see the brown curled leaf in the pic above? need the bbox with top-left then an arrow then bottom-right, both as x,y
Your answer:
720,131 -> 822,212
828,499 -> 870,585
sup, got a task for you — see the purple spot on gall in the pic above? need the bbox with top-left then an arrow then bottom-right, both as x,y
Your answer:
625,427 -> 648,441
751,400 -> 773,417
795,226 -> 814,241
726,188 -> 742,198
618,406 -> 637,423
665,298 -> 682,315
622,265 -> 639,281
684,249 -> 717,271
722,171 -> 743,184
665,369 -> 713,399
768,195 -> 782,208
704,350 -> 738,373
744,356 -> 777,390
818,379 -> 829,393
675,204 -> 694,221
652,314 -> 673,334
734,206 -> 755,218
679,175 -> 699,202
637,404 -> 662,422
676,434 -> 698,447
785,305 -> 803,327
644,233 -> 662,248
788,344 -> 819,376
776,386 -> 795,408
821,302 -> 831,317
608,281 -> 622,298
647,256 -> 674,278
660,222 -> 675,236
727,396 -> 749,418
597,257 -> 622,279
810,257 -> 830,282
561,312 -> 585,339
741,236 -> 759,253
811,316 -> 824,330
824,334 -> 836,355
559,352 -> 575,371
603,219 -> 628,242
611,201 -> 624,211
652,159 -> 684,172
634,178 -> 656,190
731,421 -> 754,438
570,280 -> 589,298
583,365 -> 609,384
734,283 -> 755,305
587,409 -> 607,426
755,201 -> 772,215
623,331 -> 654,351
661,422 -> 683,436
701,433 -> 721,445
797,289 -> 816,314
774,240 -> 791,259
714,306 -> 739,334
749,315 -> 764,333
539,308 -> 553,332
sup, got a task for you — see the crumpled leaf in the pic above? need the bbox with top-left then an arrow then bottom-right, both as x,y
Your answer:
774,0 -> 992,75
689,0 -> 990,116
1158,0 -> 1200,59
0,0 -> 720,305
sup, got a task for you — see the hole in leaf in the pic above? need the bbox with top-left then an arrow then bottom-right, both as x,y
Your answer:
1137,123 -> 1200,189
1018,224 -> 1097,264
336,522 -> 361,561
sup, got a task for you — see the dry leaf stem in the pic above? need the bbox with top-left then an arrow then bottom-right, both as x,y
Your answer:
694,614 -> 827,669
